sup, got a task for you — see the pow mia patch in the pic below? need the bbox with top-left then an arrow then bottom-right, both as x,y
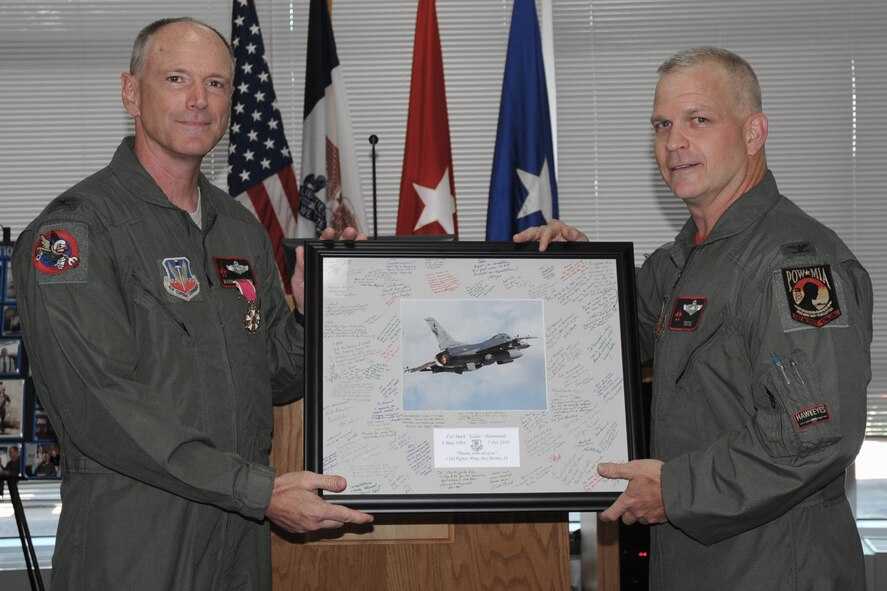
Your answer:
669,297 -> 707,331
793,404 -> 831,429
781,265 -> 841,328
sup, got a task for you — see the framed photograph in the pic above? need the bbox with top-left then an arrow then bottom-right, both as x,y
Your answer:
0,244 -> 13,303
0,340 -> 20,375
304,240 -> 645,512
0,379 -> 25,438
24,441 -> 61,479
33,395 -> 57,440
1,442 -> 22,479
1,305 -> 20,337
4,264 -> 15,303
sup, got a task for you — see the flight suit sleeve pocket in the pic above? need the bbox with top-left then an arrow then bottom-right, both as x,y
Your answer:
760,350 -> 840,461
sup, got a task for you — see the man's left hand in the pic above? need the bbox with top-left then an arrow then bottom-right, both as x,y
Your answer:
290,227 -> 368,313
597,459 -> 667,526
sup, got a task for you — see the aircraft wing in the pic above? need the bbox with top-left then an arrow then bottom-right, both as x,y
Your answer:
404,360 -> 438,373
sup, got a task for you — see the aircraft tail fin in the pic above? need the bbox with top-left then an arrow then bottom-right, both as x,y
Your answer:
424,317 -> 462,350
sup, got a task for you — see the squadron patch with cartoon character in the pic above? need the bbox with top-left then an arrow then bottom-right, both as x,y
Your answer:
33,223 -> 88,283
781,265 -> 842,328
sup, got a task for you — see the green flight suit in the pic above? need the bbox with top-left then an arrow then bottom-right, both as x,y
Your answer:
637,172 -> 872,590
14,138 -> 304,590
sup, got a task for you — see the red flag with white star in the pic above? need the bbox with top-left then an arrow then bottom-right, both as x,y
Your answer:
227,0 -> 299,291
396,0 -> 458,237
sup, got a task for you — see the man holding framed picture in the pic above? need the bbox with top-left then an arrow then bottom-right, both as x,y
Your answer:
516,47 -> 872,590
13,17 -> 370,591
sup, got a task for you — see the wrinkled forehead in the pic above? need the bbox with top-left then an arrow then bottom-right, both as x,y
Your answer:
147,22 -> 233,75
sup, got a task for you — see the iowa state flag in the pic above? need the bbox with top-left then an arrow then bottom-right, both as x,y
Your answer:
396,0 -> 458,237
486,0 -> 558,240
298,0 -> 368,237
228,0 -> 300,288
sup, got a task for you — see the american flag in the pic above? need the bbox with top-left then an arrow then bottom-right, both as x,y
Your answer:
228,0 -> 300,289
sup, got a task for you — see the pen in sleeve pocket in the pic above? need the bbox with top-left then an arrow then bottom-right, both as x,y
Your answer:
788,358 -> 806,386
772,353 -> 791,385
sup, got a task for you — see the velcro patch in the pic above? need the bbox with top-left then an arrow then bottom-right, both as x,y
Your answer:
162,257 -> 200,301
213,257 -> 258,289
33,223 -> 88,283
793,404 -> 831,429
669,297 -> 706,331
781,265 -> 842,328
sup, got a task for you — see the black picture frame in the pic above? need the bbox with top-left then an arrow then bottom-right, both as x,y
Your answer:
304,240 -> 645,513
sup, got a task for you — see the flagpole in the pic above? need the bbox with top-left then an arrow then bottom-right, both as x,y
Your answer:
369,134 -> 379,238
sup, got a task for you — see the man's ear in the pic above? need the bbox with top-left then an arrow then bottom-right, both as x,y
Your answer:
745,112 -> 768,156
121,72 -> 140,118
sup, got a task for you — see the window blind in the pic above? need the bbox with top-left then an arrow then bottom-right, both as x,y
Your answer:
1,0 -> 884,433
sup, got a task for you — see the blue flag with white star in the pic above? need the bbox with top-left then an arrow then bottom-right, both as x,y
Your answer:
486,0 -> 558,240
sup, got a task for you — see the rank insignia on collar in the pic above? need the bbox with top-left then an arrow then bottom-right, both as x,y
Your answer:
669,297 -> 707,331
214,257 -> 258,289
781,264 -> 841,327
162,257 -> 200,301
781,241 -> 816,258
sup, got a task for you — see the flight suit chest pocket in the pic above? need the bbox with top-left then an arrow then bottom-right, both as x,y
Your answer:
759,350 -> 840,462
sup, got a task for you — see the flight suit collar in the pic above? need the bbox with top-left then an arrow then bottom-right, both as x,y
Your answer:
108,136 -> 220,223
669,170 -> 781,267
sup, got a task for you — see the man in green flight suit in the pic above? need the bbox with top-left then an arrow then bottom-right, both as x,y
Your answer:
517,47 -> 872,590
14,17 -> 372,591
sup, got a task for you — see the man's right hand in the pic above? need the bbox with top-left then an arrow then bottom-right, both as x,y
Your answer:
291,226 -> 368,314
513,219 -> 589,251
266,471 -> 373,533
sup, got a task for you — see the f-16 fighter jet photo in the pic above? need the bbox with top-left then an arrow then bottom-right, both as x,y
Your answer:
404,317 -> 536,374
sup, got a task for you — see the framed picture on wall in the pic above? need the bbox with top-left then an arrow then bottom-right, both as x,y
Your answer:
0,379 -> 25,438
33,395 -> 58,441
0,340 -> 20,376
24,441 -> 61,479
1,305 -> 21,337
1,442 -> 22,479
302,240 -> 645,513
2,261 -> 15,303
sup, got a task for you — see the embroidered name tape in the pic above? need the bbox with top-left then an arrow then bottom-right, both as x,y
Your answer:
669,297 -> 707,331
793,404 -> 831,429
213,257 -> 258,289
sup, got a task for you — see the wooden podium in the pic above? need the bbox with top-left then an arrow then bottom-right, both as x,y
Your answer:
270,401 -> 573,590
